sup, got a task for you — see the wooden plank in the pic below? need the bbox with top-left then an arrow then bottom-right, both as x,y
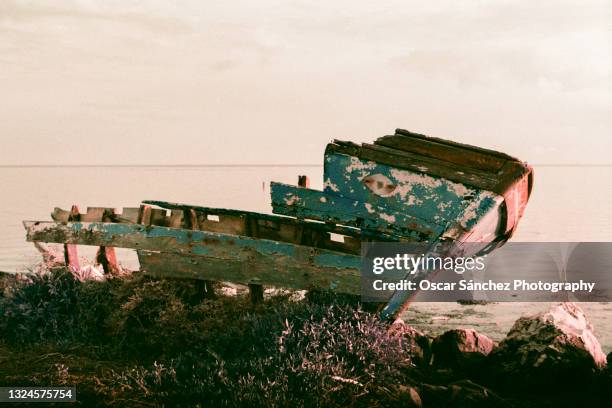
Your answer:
375,133 -> 507,172
24,221 -> 362,276
99,208 -> 119,274
244,214 -> 263,302
51,207 -> 70,222
81,207 -> 107,222
30,219 -> 363,293
143,200 -> 373,238
118,207 -> 140,223
200,214 -> 246,235
393,128 -> 516,161
183,206 -> 215,298
326,143 -> 500,192
137,249 -> 361,294
185,209 -> 199,230
96,246 -> 120,275
168,210 -> 183,228
137,205 -> 152,225
327,140 -> 530,198
270,182 -> 443,240
102,208 -> 118,222
64,205 -> 80,272
52,206 -> 138,224
321,149 -> 504,235
361,144 -> 500,188
143,200 -> 398,250
150,208 -> 167,226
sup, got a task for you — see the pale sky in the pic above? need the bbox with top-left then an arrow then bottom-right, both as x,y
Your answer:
0,0 -> 610,165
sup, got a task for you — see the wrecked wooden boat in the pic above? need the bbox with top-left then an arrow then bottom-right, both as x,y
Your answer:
24,129 -> 533,320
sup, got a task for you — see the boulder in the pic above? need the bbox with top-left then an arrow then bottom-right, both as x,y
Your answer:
488,302 -> 607,389
395,385 -> 422,407
431,328 -> 495,370
420,380 -> 510,408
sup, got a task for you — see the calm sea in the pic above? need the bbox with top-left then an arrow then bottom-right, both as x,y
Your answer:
1,165 -> 611,273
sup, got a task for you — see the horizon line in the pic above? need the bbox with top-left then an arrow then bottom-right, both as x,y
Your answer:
0,163 -> 611,168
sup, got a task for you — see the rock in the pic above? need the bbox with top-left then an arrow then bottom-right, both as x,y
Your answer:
419,384 -> 450,407
395,385 -> 422,407
388,321 -> 432,366
488,302 -> 607,389
420,380 -> 510,408
447,380 -> 511,407
431,328 -> 495,370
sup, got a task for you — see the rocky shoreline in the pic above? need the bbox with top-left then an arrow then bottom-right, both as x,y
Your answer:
390,302 -> 611,406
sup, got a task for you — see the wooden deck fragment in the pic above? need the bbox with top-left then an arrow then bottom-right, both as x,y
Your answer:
143,200 -> 397,253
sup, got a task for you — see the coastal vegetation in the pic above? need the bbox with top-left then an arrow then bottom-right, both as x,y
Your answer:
0,269 -> 609,407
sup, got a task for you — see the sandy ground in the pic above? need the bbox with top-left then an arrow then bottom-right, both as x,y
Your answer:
403,302 -> 612,353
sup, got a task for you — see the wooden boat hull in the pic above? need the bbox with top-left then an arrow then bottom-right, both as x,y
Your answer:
23,128 -> 533,320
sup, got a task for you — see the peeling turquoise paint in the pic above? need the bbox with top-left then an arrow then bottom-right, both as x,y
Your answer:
32,221 -> 357,270
271,182 -> 444,241
234,238 -> 296,257
323,152 -> 475,224
462,193 -> 497,230
314,252 -> 361,270
318,152 -> 503,239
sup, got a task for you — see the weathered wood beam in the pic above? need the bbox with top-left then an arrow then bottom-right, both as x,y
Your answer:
248,283 -> 264,304
244,213 -> 263,303
24,221 -> 362,293
96,246 -> 119,275
375,133 -> 507,172
52,207 -> 140,223
64,205 -> 80,272
183,207 -> 216,299
326,143 -> 499,192
143,200 -> 398,253
143,200 -> 368,238
137,205 -> 152,225
137,249 -> 361,294
270,182 -> 443,240
97,208 -> 120,274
